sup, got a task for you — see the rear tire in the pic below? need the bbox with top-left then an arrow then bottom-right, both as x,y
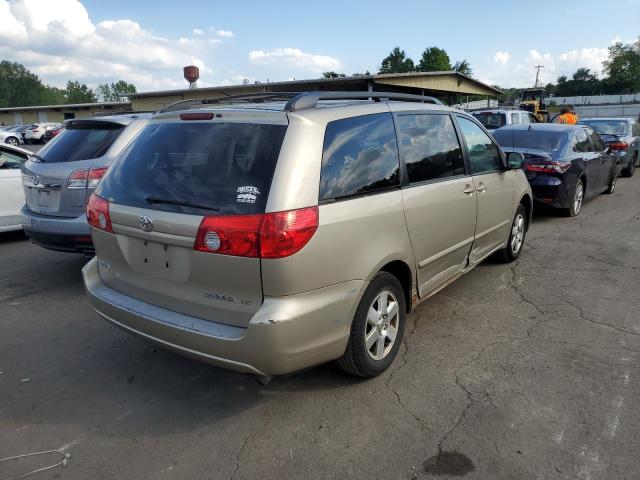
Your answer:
498,204 -> 527,263
337,272 -> 406,378
566,179 -> 584,217
605,175 -> 616,194
621,156 -> 636,177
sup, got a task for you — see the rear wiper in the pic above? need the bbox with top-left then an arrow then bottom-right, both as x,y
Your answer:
144,196 -> 220,212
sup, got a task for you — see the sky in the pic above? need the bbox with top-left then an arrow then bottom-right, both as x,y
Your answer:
1,0 -> 639,93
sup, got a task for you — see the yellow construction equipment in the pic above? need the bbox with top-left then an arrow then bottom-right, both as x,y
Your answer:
519,88 -> 549,122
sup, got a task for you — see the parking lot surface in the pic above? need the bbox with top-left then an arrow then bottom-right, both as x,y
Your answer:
1,175 -> 639,480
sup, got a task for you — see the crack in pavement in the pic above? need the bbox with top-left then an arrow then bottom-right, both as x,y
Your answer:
229,433 -> 250,480
563,298 -> 639,336
586,255 -> 640,271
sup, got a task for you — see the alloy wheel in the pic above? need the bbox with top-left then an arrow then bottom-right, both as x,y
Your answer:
6,138 -> 17,146
364,290 -> 400,361
574,182 -> 584,215
511,213 -> 525,254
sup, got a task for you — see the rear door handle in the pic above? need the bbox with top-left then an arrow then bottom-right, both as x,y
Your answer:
476,183 -> 487,192
463,185 -> 475,195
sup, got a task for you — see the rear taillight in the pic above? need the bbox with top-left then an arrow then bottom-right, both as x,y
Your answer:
608,141 -> 629,151
194,206 -> 319,259
68,169 -> 88,188
86,194 -> 113,233
68,167 -> 108,189
87,167 -> 108,188
526,161 -> 572,174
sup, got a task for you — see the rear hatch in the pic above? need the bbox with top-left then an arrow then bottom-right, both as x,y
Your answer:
22,121 -> 125,217
93,111 -> 289,328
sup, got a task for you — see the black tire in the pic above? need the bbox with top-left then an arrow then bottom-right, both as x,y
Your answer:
5,137 -> 18,146
337,272 -> 406,378
498,204 -> 527,263
605,174 -> 616,194
565,178 -> 585,217
622,153 -> 637,177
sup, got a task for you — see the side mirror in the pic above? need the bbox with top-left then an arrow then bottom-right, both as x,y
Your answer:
507,152 -> 525,169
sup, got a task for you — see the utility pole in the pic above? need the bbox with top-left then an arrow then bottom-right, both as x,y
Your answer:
534,65 -> 544,88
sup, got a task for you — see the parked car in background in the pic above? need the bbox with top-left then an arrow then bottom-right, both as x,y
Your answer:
24,123 -> 61,144
0,126 -> 25,146
0,143 -> 32,232
493,124 -> 619,217
43,124 -> 65,143
21,113 -> 151,253
4,125 -> 31,144
578,117 -> 640,177
83,91 -> 532,379
472,109 -> 540,130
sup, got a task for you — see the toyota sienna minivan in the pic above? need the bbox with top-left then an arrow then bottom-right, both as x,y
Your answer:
83,92 -> 532,378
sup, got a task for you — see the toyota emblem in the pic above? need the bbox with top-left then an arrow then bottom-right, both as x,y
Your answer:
139,215 -> 153,232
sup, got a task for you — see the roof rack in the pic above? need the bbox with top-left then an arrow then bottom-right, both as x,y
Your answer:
157,91 -> 443,114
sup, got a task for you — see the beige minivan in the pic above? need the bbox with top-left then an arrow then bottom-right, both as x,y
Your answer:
83,92 -> 532,378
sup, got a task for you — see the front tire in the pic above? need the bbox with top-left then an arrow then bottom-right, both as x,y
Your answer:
337,272 -> 406,378
498,204 -> 527,263
5,137 -> 18,146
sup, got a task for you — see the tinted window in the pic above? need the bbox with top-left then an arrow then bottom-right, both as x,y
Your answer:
38,124 -> 124,163
589,131 -> 605,152
98,122 -> 287,215
492,129 -> 568,153
579,120 -> 628,135
320,113 -> 399,201
457,117 -> 503,174
573,129 -> 591,152
510,113 -> 521,124
397,114 -> 464,183
472,112 -> 506,129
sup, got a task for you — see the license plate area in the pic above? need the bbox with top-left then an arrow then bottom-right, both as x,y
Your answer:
118,235 -> 191,282
37,189 -> 51,207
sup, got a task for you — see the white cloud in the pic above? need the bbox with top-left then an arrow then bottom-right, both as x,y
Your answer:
249,48 -> 340,73
494,51 -> 510,65
215,29 -> 233,38
0,0 -> 232,92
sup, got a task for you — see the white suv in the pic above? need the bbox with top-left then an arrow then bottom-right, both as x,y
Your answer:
24,123 -> 61,144
473,109 -> 539,130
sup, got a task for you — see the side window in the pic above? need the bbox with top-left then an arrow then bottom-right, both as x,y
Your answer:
320,113 -> 400,201
396,114 -> 465,183
589,131 -> 605,152
0,149 -> 27,169
573,129 -> 591,152
521,113 -> 530,124
510,113 -> 521,124
456,116 -> 503,174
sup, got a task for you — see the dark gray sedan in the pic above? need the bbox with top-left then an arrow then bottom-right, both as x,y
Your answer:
578,117 -> 640,177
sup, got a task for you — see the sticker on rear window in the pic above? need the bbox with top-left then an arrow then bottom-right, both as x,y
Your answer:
237,186 -> 260,204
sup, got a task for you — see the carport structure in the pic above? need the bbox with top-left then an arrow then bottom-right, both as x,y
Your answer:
130,71 -> 502,111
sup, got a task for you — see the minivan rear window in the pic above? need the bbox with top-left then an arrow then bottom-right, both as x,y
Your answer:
37,123 -> 124,163
493,129 -> 567,153
97,122 -> 287,215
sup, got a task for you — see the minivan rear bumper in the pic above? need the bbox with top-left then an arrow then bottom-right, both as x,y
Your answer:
83,258 -> 363,376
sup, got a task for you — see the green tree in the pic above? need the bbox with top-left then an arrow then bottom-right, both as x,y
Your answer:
0,61 -> 48,107
602,38 -> 640,94
418,47 -> 451,72
322,71 -> 347,78
379,47 -> 415,74
453,59 -> 472,76
65,80 -> 97,103
96,80 -> 137,102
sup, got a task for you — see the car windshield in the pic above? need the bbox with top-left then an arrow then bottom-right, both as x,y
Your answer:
37,123 -> 124,163
578,120 -> 628,136
493,129 -> 567,153
97,121 -> 288,215
472,112 -> 506,129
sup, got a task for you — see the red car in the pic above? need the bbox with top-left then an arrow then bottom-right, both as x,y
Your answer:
43,124 -> 65,143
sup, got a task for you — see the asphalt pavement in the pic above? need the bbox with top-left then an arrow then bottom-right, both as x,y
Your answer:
1,172 -> 639,479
